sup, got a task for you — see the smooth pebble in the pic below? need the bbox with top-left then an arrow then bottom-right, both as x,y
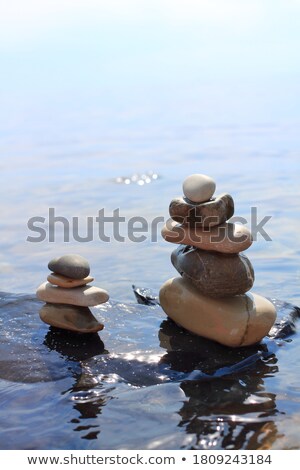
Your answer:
182,174 -> 216,203
159,277 -> 276,347
162,219 -> 253,254
171,244 -> 254,297
36,282 -> 109,307
39,303 -> 104,333
48,254 -> 90,280
47,273 -> 94,288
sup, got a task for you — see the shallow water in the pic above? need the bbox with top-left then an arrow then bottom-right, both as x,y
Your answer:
1,136 -> 300,306
1,2 -> 300,305
0,292 -> 300,450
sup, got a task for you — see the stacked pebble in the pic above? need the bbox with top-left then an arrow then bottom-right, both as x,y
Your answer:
159,174 -> 276,347
36,254 -> 109,333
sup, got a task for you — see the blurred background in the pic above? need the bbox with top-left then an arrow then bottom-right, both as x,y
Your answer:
0,0 -> 300,303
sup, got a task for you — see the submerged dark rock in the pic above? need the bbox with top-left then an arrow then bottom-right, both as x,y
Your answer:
132,284 -> 159,305
269,298 -> 300,338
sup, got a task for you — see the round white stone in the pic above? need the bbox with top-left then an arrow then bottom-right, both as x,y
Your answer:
182,174 -> 216,203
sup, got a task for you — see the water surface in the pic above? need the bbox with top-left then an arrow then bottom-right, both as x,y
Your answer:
0,293 -> 299,450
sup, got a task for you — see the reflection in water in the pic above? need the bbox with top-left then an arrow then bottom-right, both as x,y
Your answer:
44,326 -> 108,441
71,398 -> 104,441
43,315 -> 283,448
179,377 -> 278,450
158,318 -> 280,449
44,327 -> 106,361
1,292 -> 299,449
158,318 -> 273,376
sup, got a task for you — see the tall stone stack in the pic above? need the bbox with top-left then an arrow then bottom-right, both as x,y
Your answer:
36,254 -> 109,334
159,174 -> 276,347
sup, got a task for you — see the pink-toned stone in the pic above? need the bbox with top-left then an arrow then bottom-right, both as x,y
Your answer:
47,273 -> 94,288
161,219 -> 253,254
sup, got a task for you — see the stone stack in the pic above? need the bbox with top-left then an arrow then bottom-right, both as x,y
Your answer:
159,174 -> 276,347
36,254 -> 109,334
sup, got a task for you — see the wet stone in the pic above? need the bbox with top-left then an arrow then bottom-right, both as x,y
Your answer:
39,303 -> 104,333
159,277 -> 277,347
171,244 -> 254,297
169,193 -> 234,227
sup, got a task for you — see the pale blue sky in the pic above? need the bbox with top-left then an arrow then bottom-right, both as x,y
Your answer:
1,0 -> 300,128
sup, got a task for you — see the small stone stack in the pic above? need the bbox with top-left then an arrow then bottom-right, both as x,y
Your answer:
159,174 -> 276,347
36,254 -> 109,334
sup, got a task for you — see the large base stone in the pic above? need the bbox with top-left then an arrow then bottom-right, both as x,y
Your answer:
159,277 -> 276,347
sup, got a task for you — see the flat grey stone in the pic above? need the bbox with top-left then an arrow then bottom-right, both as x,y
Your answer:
48,254 -> 90,279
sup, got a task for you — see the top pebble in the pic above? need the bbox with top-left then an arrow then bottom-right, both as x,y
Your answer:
48,254 -> 90,280
182,174 -> 216,203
